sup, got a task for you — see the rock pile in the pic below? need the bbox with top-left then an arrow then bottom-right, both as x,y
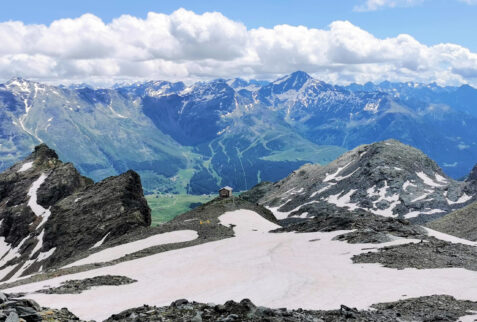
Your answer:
104,296 -> 477,322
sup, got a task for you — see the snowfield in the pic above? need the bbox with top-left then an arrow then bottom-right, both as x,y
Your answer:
5,210 -> 477,321
65,230 -> 199,268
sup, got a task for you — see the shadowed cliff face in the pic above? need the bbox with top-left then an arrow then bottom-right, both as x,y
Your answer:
0,144 -> 150,280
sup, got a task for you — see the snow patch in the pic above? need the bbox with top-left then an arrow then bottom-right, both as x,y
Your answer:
37,247 -> 56,262
17,161 -> 34,173
27,173 -> 51,228
219,210 -> 281,235
326,190 -> 360,211
92,232 -> 110,249
423,227 -> 477,246
447,193 -> 473,205
323,162 -> 351,182
416,172 -> 445,188
404,209 -> 445,219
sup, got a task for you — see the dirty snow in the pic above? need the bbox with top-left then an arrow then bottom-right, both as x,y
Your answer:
6,213 -> 477,321
64,230 -> 198,268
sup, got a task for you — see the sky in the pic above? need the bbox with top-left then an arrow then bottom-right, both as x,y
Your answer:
1,0 -> 477,85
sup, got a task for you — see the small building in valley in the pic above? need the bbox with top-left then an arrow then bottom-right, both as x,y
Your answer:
219,186 -> 233,198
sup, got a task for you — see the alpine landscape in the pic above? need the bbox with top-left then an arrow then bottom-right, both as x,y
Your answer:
1,1 -> 477,321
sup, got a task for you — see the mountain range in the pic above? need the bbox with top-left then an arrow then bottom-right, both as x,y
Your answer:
1,71 -> 477,194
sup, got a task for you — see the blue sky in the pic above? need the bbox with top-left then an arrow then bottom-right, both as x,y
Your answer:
2,0 -> 476,50
0,0 -> 476,85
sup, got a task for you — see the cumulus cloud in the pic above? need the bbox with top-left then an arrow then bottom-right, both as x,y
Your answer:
0,8 -> 477,86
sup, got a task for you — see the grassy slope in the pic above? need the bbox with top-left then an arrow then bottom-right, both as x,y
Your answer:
146,194 -> 215,225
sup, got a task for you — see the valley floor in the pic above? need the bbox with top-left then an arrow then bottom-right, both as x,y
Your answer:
4,210 -> 477,321
146,193 -> 215,225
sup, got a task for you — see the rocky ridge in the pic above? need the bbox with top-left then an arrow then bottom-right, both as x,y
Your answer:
0,144 -> 151,281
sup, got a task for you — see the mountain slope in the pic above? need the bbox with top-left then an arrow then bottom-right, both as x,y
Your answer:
426,201 -> 477,241
0,144 -> 151,280
245,140 -> 474,223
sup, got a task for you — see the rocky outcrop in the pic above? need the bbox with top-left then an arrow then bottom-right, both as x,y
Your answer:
0,292 -> 83,321
104,296 -> 477,322
271,204 -> 427,243
37,275 -> 136,294
247,140 -> 474,223
0,144 -> 150,281
353,239 -> 477,271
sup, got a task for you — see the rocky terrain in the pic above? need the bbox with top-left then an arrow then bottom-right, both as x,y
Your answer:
0,292 -> 82,321
270,204 -> 428,243
427,200 -> 477,241
245,140 -> 476,223
0,144 -> 151,280
104,296 -> 477,322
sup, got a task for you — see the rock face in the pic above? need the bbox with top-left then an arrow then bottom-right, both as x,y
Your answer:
245,140 -> 475,223
0,292 -> 83,321
426,201 -> 477,241
0,144 -> 150,281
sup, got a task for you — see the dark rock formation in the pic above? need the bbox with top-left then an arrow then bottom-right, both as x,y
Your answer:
353,239 -> 477,271
272,204 -> 427,243
0,291 -> 83,321
0,144 -> 151,280
104,295 -> 477,322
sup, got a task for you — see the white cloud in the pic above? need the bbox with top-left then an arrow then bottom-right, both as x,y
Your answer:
354,0 -> 424,12
459,0 -> 477,4
0,8 -> 477,86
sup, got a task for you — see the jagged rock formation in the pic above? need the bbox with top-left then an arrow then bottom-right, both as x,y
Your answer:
245,140 -> 475,223
104,296 -> 477,322
0,144 -> 150,280
426,200 -> 477,241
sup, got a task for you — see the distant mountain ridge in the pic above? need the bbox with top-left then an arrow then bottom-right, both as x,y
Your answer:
1,72 -> 477,193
